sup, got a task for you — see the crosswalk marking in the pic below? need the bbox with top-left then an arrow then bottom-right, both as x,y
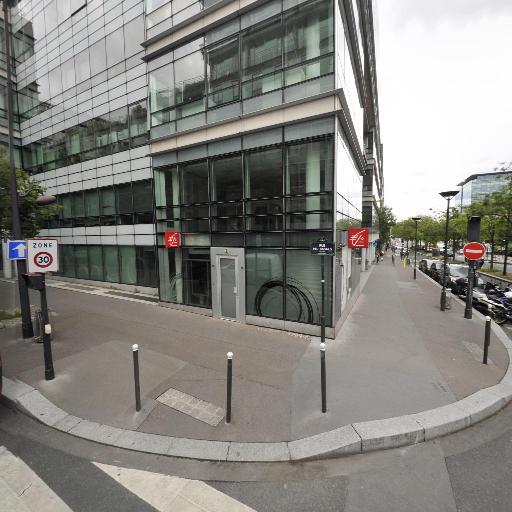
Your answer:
94,462 -> 256,512
0,446 -> 73,512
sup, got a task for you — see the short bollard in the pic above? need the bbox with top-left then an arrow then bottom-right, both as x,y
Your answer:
483,316 -> 491,365
226,352 -> 233,423
320,342 -> 327,413
132,344 -> 141,412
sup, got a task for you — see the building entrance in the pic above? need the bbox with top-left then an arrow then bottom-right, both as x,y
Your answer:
210,247 -> 245,322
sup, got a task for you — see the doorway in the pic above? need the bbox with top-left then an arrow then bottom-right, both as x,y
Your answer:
210,247 -> 245,322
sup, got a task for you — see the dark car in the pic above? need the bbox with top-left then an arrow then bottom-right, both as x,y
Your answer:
430,261 -> 448,283
419,258 -> 437,275
447,264 -> 469,294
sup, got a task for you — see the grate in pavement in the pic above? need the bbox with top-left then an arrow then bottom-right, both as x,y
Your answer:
156,388 -> 225,426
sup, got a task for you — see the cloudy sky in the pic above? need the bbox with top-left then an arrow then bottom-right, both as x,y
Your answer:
375,0 -> 512,219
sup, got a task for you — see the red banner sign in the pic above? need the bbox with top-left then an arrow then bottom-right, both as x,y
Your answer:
347,228 -> 369,248
164,231 -> 180,248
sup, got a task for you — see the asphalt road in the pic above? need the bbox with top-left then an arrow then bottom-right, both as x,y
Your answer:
3,394 -> 512,511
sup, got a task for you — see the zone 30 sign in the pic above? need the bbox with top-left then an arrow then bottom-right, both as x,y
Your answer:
27,239 -> 59,273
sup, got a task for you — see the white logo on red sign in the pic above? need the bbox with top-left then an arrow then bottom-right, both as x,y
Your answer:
463,241 -> 486,260
347,228 -> 369,248
164,231 -> 180,248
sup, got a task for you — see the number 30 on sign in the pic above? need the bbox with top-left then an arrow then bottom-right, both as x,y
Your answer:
27,239 -> 59,273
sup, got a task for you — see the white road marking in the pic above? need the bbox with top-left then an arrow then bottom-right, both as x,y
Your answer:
94,462 -> 255,512
0,446 -> 73,512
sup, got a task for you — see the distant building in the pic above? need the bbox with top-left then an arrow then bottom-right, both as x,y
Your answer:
455,170 -> 512,210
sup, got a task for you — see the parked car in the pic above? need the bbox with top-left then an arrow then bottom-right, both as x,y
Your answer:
419,258 -> 437,275
430,261 -> 448,283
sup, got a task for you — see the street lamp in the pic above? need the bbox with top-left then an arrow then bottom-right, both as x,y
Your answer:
503,239 -> 509,277
439,190 -> 459,311
412,217 -> 421,279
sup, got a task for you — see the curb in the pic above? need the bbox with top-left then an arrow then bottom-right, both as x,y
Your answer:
2,277 -> 512,462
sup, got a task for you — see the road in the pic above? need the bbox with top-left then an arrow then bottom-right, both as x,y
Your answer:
3,393 -> 512,511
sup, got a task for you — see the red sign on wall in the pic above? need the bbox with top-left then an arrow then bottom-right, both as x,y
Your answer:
347,228 -> 369,248
164,231 -> 180,248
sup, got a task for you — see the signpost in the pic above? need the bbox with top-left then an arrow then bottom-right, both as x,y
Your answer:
24,239 -> 59,380
463,241 -> 486,320
164,231 -> 180,248
7,240 -> 27,260
310,238 -> 334,347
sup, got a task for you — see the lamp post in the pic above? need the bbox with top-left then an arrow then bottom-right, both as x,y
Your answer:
412,217 -> 421,279
503,239 -> 509,277
3,1 -> 34,338
439,190 -> 459,311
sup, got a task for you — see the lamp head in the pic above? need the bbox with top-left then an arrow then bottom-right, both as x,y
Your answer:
439,190 -> 459,200
412,217 -> 421,222
35,195 -> 57,206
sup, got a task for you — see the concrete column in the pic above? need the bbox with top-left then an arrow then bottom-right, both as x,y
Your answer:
361,247 -> 367,271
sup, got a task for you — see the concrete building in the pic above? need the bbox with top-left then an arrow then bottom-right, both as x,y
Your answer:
2,0 -> 383,336
455,169 -> 512,210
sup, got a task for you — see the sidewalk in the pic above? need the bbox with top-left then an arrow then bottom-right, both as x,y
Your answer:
1,255 -> 511,461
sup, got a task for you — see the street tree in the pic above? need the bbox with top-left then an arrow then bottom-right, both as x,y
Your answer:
0,147 -> 60,239
375,205 -> 396,244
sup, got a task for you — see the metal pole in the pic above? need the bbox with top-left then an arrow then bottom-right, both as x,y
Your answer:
464,260 -> 474,319
320,342 -> 326,413
226,352 -> 233,423
483,316 -> 491,365
132,344 -> 141,411
40,274 -> 54,380
2,1 -> 33,338
320,255 -> 325,345
503,240 -> 509,276
413,221 -> 418,279
440,198 -> 451,311
490,227 -> 495,271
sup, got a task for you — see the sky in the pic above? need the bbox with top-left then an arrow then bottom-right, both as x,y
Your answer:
375,0 -> 512,219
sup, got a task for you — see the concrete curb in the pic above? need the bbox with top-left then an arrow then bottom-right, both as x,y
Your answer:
2,273 -> 512,463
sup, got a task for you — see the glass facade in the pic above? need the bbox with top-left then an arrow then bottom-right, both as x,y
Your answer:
148,0 -> 334,135
59,244 -> 157,288
155,131 -> 334,325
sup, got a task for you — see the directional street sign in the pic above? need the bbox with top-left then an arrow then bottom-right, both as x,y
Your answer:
7,240 -> 27,260
463,241 -> 486,260
27,239 -> 59,273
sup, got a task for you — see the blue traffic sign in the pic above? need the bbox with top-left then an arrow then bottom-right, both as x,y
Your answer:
7,240 -> 27,260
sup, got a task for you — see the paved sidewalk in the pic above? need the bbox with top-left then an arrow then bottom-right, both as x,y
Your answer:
1,255 -> 511,461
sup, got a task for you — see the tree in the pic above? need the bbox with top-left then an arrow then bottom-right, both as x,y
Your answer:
417,216 -> 443,248
0,147 -> 60,239
392,218 -> 416,242
375,205 -> 396,244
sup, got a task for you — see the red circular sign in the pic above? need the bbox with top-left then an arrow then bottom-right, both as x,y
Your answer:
463,242 -> 486,260
34,251 -> 53,268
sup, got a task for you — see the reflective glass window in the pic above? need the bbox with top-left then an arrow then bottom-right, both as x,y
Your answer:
75,246 -> 89,279
149,63 -> 174,118
181,160 -> 209,204
124,16 -> 144,57
61,58 -> 76,91
206,38 -> 239,108
75,49 -> 91,83
103,246 -> 120,282
106,28 -> 125,67
245,146 -> 283,198
110,107 -> 129,152
133,180 -> 154,212
210,154 -> 242,202
174,51 -> 205,117
90,38 -> 107,77
88,246 -> 103,281
136,246 -> 157,287
120,246 -> 137,284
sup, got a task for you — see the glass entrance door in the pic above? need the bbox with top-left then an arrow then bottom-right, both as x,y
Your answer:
219,257 -> 237,319
211,247 -> 245,322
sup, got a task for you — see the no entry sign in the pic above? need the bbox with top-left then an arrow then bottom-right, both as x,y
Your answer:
463,241 -> 486,260
27,239 -> 59,273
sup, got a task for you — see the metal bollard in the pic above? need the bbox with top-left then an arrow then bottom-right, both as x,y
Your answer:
43,324 -> 55,380
226,352 -> 233,423
320,342 -> 326,413
132,344 -> 141,411
483,316 -> 491,365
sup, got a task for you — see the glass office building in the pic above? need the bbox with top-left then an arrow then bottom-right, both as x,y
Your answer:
2,0 -> 384,336
455,171 -> 511,210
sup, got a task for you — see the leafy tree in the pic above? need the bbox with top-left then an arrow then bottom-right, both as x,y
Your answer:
392,218 -> 416,242
0,147 -> 60,239
417,216 -> 443,247
375,205 -> 396,244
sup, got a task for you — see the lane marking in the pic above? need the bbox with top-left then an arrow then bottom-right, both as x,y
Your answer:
94,462 -> 256,512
